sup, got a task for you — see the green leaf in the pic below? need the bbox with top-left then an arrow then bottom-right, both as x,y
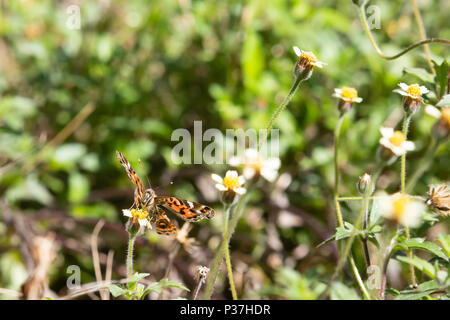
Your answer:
437,234 -> 450,258
395,280 -> 441,300
403,67 -> 434,83
436,94 -> 450,107
160,279 -> 190,292
433,60 -> 449,98
396,255 -> 435,279
330,282 -> 360,300
109,284 -> 127,298
400,238 -> 448,261
142,283 -> 162,297
130,272 -> 150,282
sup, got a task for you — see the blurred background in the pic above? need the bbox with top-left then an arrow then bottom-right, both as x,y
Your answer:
0,0 -> 448,299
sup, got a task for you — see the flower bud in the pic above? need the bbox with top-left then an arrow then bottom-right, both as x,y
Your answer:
357,173 -> 373,195
292,46 -> 325,81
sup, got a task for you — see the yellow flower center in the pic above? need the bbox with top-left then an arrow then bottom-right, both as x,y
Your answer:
223,175 -> 240,190
405,84 -> 422,99
388,131 -> 406,147
441,107 -> 450,127
341,87 -> 359,101
392,195 -> 410,221
130,208 -> 148,220
300,51 -> 318,65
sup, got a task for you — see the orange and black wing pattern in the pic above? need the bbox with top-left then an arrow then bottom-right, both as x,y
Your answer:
156,196 -> 215,222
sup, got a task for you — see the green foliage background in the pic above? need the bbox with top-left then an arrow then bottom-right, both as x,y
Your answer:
0,0 -> 448,299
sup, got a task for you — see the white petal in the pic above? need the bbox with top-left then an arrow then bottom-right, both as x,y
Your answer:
122,209 -> 132,217
420,86 -> 429,94
376,194 -> 394,220
225,170 -> 238,178
401,201 -> 425,227
243,167 -> 256,180
245,148 -> 259,158
402,141 -> 415,151
138,218 -> 148,227
228,156 -> 241,167
293,46 -> 302,57
354,97 -> 363,103
211,174 -> 223,184
425,105 -> 442,119
391,145 -> 406,156
238,175 -> 246,185
215,184 -> 227,191
265,158 -> 281,170
235,187 -> 247,195
399,83 -> 409,91
334,88 -> 343,95
260,168 -> 278,182
380,127 -> 394,138
393,89 -> 407,96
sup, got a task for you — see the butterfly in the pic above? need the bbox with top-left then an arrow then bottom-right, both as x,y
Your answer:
116,150 -> 215,235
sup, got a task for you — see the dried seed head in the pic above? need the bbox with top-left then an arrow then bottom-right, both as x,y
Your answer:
426,184 -> 450,217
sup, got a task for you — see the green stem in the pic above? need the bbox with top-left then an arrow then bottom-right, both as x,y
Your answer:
401,114 -> 412,193
258,74 -> 304,152
223,205 -> 238,300
334,115 -> 346,227
400,113 -> 417,288
379,233 -> 400,300
126,233 -> 136,290
338,195 -> 424,201
358,0 -> 450,60
203,193 -> 249,299
319,161 -> 384,300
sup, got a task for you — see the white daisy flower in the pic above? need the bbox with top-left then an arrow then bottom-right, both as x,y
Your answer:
229,149 -> 281,182
394,83 -> 429,100
379,127 -> 415,156
293,46 -> 326,69
123,208 -> 151,229
211,170 -> 246,195
333,87 -> 363,103
376,192 -> 425,228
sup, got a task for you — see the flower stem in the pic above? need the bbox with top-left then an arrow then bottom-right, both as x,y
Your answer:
126,233 -> 136,290
319,161 -> 384,300
401,114 -> 412,193
334,115 -> 346,227
379,233 -> 400,300
258,73 -> 304,152
401,113 -> 417,288
223,204 -> 238,300
203,193 -> 249,299
358,0 -> 450,60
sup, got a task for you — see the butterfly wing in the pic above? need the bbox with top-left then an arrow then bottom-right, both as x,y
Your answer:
155,208 -> 178,235
116,151 -> 146,206
156,196 -> 215,222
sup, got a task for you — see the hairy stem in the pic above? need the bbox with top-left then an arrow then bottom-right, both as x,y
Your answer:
401,114 -> 417,288
203,193 -> 249,299
258,74 -> 304,152
319,162 -> 384,300
126,233 -> 136,290
223,205 -> 238,300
